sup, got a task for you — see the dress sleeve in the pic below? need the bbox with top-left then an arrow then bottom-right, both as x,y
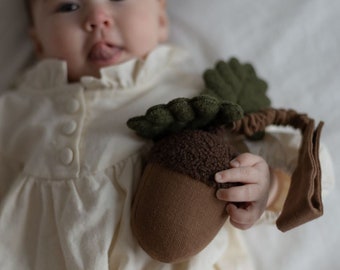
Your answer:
0,92 -> 23,200
0,153 -> 22,201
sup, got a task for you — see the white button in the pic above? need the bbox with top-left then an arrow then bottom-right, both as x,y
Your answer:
60,147 -> 74,165
65,99 -> 80,114
61,120 -> 77,135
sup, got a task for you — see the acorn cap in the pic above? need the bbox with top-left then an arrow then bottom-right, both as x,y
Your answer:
148,129 -> 238,188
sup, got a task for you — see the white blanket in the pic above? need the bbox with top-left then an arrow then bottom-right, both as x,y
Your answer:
1,0 -> 339,269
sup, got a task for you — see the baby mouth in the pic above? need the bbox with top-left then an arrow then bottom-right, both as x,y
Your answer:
88,42 -> 123,64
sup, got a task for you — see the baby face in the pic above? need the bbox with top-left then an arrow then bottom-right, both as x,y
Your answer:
30,0 -> 168,82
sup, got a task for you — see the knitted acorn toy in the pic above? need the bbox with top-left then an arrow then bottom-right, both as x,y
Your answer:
127,58 -> 323,263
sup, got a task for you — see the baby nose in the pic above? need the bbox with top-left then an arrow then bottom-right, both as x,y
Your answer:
85,8 -> 113,31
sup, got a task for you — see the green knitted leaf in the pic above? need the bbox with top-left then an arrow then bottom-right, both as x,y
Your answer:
202,58 -> 271,113
127,95 -> 243,140
201,69 -> 237,103
167,98 -> 195,122
126,116 -> 165,139
145,105 -> 174,126
127,58 -> 271,140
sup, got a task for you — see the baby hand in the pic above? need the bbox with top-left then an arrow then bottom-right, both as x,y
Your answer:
215,153 -> 271,230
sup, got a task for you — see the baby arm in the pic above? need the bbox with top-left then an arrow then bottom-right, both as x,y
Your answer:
215,153 -> 279,230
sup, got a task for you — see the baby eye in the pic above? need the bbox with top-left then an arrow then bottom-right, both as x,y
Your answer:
56,2 -> 80,13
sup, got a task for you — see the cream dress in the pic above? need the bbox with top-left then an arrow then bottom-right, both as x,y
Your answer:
0,45 -> 334,270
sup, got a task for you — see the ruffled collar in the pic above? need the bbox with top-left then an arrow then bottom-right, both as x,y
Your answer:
16,45 -> 188,91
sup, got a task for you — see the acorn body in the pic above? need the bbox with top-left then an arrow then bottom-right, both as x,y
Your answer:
131,130 -> 238,263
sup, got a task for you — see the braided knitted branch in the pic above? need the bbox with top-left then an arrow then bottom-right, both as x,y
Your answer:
232,108 -> 312,137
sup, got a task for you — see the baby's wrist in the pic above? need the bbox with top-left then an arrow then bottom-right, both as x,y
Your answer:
266,168 -> 291,212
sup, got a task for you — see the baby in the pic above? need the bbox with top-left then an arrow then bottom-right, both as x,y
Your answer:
0,0 -> 333,269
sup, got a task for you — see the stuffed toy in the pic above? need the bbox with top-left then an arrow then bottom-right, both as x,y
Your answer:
127,58 -> 323,263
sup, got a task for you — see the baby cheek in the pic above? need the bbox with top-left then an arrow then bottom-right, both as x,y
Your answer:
124,18 -> 160,57
41,27 -> 79,59
130,31 -> 159,58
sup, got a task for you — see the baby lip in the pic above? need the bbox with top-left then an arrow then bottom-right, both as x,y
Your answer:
88,42 -> 121,62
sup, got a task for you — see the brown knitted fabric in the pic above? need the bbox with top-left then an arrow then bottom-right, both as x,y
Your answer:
131,163 -> 228,263
131,130 -> 240,262
131,108 -> 324,264
232,108 -> 312,135
276,121 -> 323,231
233,108 -> 323,232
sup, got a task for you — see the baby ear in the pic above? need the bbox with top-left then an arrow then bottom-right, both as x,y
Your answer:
29,28 -> 44,58
158,0 -> 169,42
